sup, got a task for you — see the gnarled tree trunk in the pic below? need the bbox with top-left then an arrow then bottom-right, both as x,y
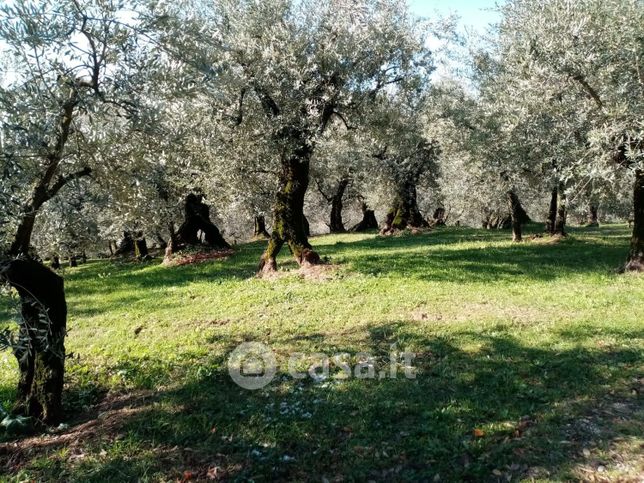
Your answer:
259,140 -> 321,273
1,259 -> 67,424
483,211 -> 511,230
351,202 -> 378,232
624,169 -> 644,272
134,233 -> 150,260
432,207 -> 446,227
507,191 -> 523,242
175,194 -> 230,251
554,185 -> 567,236
113,231 -> 135,257
587,205 -> 599,227
545,187 -> 558,235
253,215 -> 270,239
155,232 -> 168,250
10,212 -> 38,257
381,180 -> 428,234
329,178 -> 349,234
546,188 -> 559,235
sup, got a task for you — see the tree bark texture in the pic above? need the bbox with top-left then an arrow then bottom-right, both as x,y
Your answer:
259,138 -> 321,273
1,259 -> 67,424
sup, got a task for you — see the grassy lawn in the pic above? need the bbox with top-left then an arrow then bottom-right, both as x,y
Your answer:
0,224 -> 642,481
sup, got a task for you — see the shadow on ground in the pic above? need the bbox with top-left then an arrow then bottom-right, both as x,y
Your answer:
1,325 -> 641,481
321,226 -> 630,283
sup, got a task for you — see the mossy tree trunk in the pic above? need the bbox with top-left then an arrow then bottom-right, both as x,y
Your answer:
546,187 -> 558,235
554,185 -> 567,236
381,180 -> 428,234
351,202 -> 378,232
625,169 -> 644,272
253,215 -> 270,239
259,140 -> 321,273
329,178 -> 349,234
1,259 -> 67,424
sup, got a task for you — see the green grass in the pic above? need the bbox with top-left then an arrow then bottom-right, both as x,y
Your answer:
0,224 -> 642,481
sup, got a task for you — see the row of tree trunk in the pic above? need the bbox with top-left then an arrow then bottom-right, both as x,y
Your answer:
545,186 -> 567,236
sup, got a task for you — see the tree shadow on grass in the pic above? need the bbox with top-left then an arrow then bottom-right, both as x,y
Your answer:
326,231 -> 630,283
64,241 -> 269,296
2,324 -> 641,482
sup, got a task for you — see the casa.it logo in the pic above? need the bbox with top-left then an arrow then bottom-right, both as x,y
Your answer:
227,342 -> 277,390
228,342 -> 417,390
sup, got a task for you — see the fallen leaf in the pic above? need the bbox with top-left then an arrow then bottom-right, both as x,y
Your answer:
473,428 -> 485,438
182,470 -> 194,482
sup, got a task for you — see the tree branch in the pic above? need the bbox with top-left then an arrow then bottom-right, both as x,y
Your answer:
234,88 -> 246,126
47,167 -> 92,199
332,111 -> 354,130
254,86 -> 280,118
570,73 -> 603,109
315,179 -> 332,203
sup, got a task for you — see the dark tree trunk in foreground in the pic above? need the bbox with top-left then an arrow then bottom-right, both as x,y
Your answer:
507,191 -> 523,242
381,180 -> 428,234
259,142 -> 321,273
587,205 -> 599,227
1,259 -> 67,424
554,185 -> 567,236
329,179 -> 349,234
351,202 -> 378,232
624,169 -> 644,272
546,187 -> 558,235
253,215 -> 270,239
174,194 -> 230,252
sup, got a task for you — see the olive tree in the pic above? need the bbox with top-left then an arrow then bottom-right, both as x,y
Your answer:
494,0 -> 644,269
150,0 -> 431,272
